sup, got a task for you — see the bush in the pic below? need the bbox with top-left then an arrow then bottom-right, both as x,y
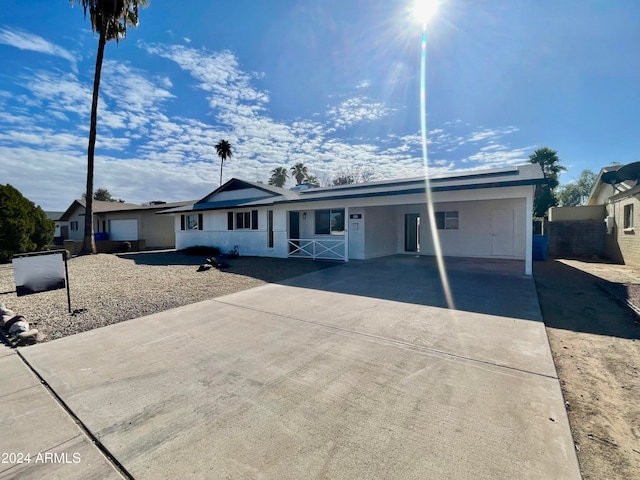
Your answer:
0,184 -> 55,263
181,245 -> 221,256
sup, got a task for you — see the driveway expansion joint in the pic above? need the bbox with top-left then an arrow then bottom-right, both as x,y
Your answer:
16,348 -> 133,480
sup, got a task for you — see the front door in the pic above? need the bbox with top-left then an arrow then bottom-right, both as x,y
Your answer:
289,211 -> 300,253
491,209 -> 514,256
404,213 -> 420,252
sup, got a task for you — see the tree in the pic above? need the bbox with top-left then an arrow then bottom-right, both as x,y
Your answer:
290,163 -> 309,186
82,187 -> 124,202
0,185 -> 54,263
215,139 -> 233,186
557,169 -> 597,206
268,167 -> 288,187
71,0 -> 147,255
529,147 -> 566,217
304,174 -> 320,186
331,165 -> 378,186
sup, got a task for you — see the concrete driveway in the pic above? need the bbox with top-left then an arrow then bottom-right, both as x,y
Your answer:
14,255 -> 579,479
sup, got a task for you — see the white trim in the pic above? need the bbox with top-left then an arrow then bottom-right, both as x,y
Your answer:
287,239 -> 346,261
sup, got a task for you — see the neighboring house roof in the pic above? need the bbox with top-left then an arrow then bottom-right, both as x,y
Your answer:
44,211 -> 64,221
586,165 -> 637,206
60,199 -> 194,220
160,164 -> 545,214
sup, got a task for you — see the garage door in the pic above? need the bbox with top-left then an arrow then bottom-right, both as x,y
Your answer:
109,219 -> 138,241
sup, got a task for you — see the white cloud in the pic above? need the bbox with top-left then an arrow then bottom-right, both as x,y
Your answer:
0,28 -> 77,72
326,96 -> 392,129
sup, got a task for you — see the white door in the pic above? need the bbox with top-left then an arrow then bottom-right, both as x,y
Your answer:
109,219 -> 138,241
490,209 -> 514,256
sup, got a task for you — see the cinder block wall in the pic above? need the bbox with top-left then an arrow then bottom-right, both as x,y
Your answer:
547,220 -> 607,258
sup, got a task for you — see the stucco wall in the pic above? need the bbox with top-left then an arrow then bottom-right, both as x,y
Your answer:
548,205 -> 605,221
410,198 -> 527,259
175,208 -> 289,258
363,206 -> 398,259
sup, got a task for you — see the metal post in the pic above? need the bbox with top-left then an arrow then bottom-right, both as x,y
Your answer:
63,250 -> 72,313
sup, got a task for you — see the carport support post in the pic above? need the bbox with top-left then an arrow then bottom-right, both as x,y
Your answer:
344,207 -> 349,261
525,188 -> 534,275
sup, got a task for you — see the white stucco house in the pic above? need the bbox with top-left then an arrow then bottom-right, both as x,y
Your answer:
162,164 -> 545,275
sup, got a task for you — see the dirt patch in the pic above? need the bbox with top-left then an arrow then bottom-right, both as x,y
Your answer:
533,259 -> 640,480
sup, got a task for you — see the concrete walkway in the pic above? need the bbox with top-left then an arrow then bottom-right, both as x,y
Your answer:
6,256 -> 580,479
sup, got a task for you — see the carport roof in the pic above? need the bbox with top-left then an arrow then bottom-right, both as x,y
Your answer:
159,164 -> 545,214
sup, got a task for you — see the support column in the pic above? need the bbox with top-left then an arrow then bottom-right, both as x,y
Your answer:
525,187 -> 534,275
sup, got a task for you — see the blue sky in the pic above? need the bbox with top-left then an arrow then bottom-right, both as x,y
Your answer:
1,0 -> 639,211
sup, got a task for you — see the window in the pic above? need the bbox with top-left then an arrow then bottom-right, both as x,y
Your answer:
315,209 -> 345,235
236,212 -> 250,229
180,214 -> 203,230
70,221 -> 78,231
229,210 -> 259,230
624,204 -> 634,229
435,211 -> 459,230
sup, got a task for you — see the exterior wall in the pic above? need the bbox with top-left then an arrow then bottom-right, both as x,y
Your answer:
607,196 -> 640,266
175,208 -> 289,258
548,205 -> 606,222
587,183 -> 617,206
546,221 -> 607,258
201,188 -> 268,203
363,206 -> 398,259
100,210 -> 176,248
403,198 -> 527,259
65,206 -> 176,248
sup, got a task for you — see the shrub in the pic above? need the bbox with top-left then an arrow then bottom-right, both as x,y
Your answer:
0,184 -> 54,263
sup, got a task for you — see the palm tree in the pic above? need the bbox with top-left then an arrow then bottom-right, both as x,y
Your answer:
529,147 -> 566,217
304,174 -> 320,186
290,162 -> 308,186
215,139 -> 233,186
72,0 -> 147,254
268,167 -> 288,187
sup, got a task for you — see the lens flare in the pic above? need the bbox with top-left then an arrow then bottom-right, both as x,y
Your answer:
413,0 -> 439,26
419,22 -> 455,310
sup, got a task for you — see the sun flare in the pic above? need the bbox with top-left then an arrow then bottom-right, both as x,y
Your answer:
412,0 -> 439,26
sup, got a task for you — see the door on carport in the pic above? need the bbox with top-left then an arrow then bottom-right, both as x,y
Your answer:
109,219 -> 138,241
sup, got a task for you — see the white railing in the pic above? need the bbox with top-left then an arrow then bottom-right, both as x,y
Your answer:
288,238 -> 346,261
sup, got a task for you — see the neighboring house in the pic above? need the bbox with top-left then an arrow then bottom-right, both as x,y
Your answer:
44,211 -> 67,241
60,199 -> 194,249
587,163 -> 640,265
161,164 -> 545,275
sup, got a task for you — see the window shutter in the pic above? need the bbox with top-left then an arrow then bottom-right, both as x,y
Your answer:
251,210 -> 258,230
227,212 -> 234,230
198,213 -> 203,230
180,215 -> 185,231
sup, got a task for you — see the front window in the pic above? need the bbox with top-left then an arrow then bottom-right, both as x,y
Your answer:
624,204 -> 634,229
185,214 -> 199,230
435,211 -> 459,230
70,221 -> 78,231
236,211 -> 251,229
315,209 -> 345,235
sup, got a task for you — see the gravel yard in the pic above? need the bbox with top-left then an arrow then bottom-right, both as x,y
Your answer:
0,251 -> 336,342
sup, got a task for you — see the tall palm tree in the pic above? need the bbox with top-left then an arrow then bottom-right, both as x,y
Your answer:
72,0 -> 147,254
215,139 -> 233,186
290,162 -> 308,186
529,147 -> 566,217
268,167 -> 288,187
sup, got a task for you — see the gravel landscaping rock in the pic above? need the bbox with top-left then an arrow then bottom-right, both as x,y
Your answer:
0,251 -> 336,343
